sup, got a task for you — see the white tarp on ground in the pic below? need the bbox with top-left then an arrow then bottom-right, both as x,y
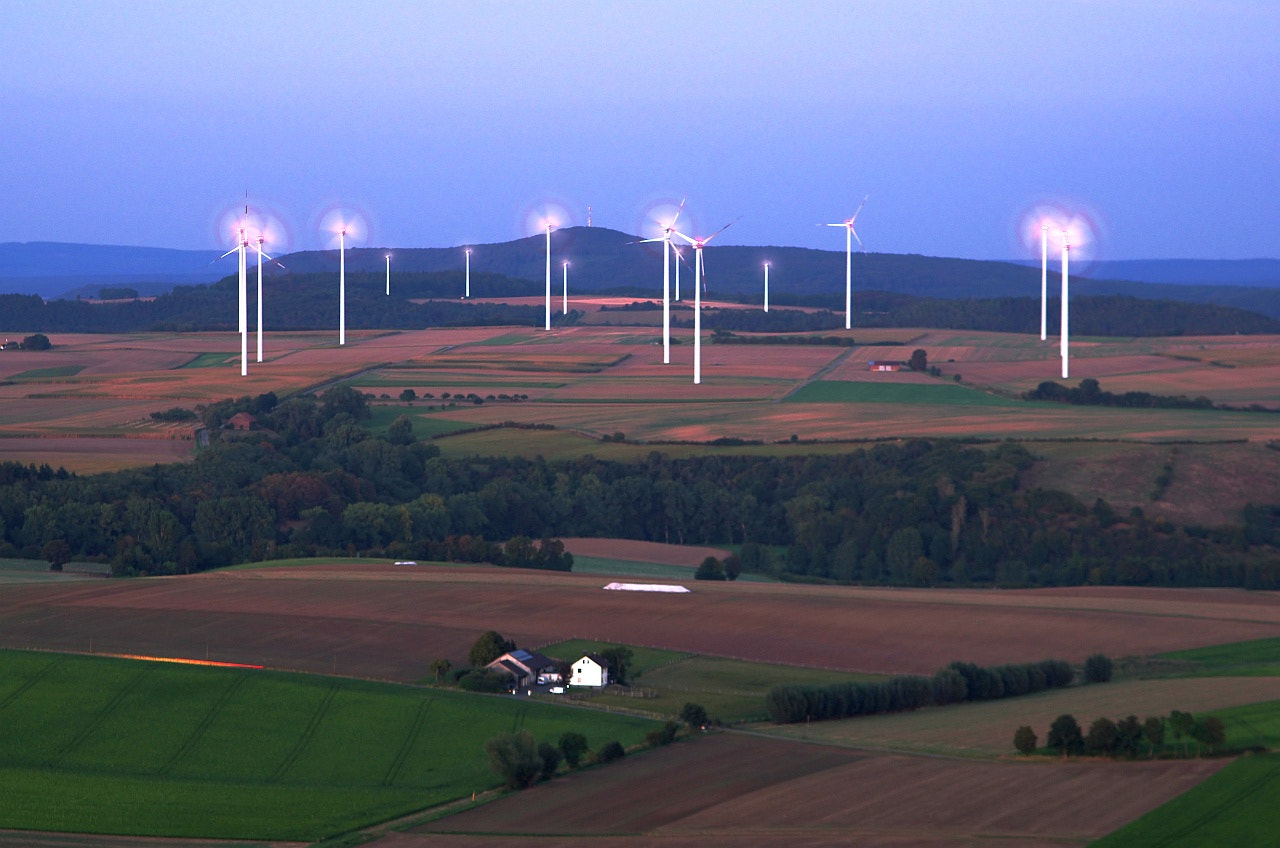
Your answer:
602,582 -> 691,593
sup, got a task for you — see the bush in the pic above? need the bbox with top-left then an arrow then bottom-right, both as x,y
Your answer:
694,556 -> 726,580
537,741 -> 562,779
558,731 -> 589,768
22,333 -> 51,350
1084,653 -> 1114,683
646,721 -> 680,747
457,669 -> 512,693
596,740 -> 626,764
484,731 -> 541,789
1013,725 -> 1037,755
399,388 -> 417,402
681,702 -> 709,727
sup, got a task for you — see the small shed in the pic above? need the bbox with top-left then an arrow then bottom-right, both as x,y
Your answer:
570,653 -> 611,688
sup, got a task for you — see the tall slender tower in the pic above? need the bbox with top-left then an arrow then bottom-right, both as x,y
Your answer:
1060,233 -> 1070,379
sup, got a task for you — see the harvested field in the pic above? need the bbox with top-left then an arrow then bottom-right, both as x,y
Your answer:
0,436 -> 194,473
758,677 -> 1280,756
2,566 -> 1279,682
400,732 -> 1224,848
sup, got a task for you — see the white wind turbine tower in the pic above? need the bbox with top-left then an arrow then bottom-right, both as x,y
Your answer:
675,219 -> 735,385
825,195 -> 868,330
635,200 -> 685,363
253,234 -> 274,363
216,216 -> 250,376
763,261 -> 770,312
385,254 -> 391,296
464,248 -> 471,298
339,225 -> 347,345
673,245 -> 683,302
544,221 -> 554,330
562,260 -> 569,314
1040,224 -> 1048,341
1061,231 -> 1070,378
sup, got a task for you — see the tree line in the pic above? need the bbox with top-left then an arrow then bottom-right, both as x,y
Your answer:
1,391 -> 1278,587
765,658 -> 1077,724
1027,377 -> 1278,414
1023,709 -> 1227,758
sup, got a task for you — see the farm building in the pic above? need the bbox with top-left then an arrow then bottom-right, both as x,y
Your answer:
570,654 -> 611,688
868,361 -> 905,372
225,412 -> 256,431
485,649 -> 561,689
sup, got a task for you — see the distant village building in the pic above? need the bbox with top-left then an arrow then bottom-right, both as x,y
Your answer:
570,654 -> 611,688
868,361 -> 905,372
485,649 -> 561,689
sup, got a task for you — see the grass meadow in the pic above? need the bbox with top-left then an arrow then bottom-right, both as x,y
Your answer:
537,639 -> 882,723
0,649 -> 657,841
784,379 -> 1021,406
1159,637 -> 1280,677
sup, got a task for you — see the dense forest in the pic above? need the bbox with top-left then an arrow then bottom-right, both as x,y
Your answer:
2,389 -> 1277,588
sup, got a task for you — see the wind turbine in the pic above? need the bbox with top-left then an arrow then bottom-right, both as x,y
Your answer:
216,217 -> 250,376
339,225 -> 347,345
673,245 -> 683,302
763,262 -> 770,312
385,254 -> 391,296
634,199 -> 685,363
675,219 -> 735,385
825,195 -> 868,330
464,248 -> 471,298
1061,231 -> 1070,379
254,234 -> 270,362
562,260 -> 569,314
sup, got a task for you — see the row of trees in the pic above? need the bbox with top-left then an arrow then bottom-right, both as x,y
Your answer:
766,658 -> 1078,724
1024,710 -> 1226,758
1026,377 -> 1276,414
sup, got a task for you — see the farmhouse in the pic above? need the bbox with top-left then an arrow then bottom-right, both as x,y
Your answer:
570,653 -> 611,688
225,412 -> 256,431
484,649 -> 561,689
868,361 -> 906,372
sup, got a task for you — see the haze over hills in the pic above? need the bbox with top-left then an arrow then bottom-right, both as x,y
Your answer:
4,232 -> 1280,318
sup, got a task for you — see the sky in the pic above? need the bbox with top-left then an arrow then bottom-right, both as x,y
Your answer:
1,1 -> 1276,261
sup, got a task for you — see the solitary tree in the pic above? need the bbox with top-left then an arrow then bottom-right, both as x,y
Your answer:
1084,653 -> 1114,683
41,539 -> 71,572
695,556 -> 726,580
681,702 -> 710,727
398,388 -> 417,402
429,658 -> 452,682
908,348 -> 928,372
484,731 -> 541,789
1013,725 -> 1038,755
558,731 -> 589,768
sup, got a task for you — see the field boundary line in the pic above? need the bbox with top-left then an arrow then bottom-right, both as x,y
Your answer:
158,672 -> 249,777
0,654 -> 64,716
775,347 -> 857,403
383,697 -> 434,786
46,665 -> 154,767
270,681 -> 340,783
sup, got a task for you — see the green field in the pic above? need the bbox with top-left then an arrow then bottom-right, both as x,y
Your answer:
0,650 -> 657,840
1160,638 -> 1280,678
366,405 -> 483,439
181,353 -> 234,368
536,640 -> 879,723
1213,700 -> 1280,751
1090,753 -> 1280,847
784,380 -> 1020,406
9,365 -> 87,380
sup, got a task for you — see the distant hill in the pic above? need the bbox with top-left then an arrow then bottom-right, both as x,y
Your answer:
4,234 -> 1280,320
0,242 -> 225,299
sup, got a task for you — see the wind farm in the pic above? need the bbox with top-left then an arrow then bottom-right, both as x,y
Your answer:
2,5 -> 1278,848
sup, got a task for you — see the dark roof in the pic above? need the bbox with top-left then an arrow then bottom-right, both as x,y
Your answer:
580,653 -> 611,668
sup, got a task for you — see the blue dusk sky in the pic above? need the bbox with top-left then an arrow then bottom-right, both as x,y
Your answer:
0,1 -> 1276,261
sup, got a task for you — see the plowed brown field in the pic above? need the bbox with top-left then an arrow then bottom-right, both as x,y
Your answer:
394,732 -> 1223,848
2,564 -> 1278,681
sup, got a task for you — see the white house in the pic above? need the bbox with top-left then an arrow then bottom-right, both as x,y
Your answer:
570,653 -> 611,688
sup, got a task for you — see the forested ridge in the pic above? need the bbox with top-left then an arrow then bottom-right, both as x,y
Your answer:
2,388 -> 1277,587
